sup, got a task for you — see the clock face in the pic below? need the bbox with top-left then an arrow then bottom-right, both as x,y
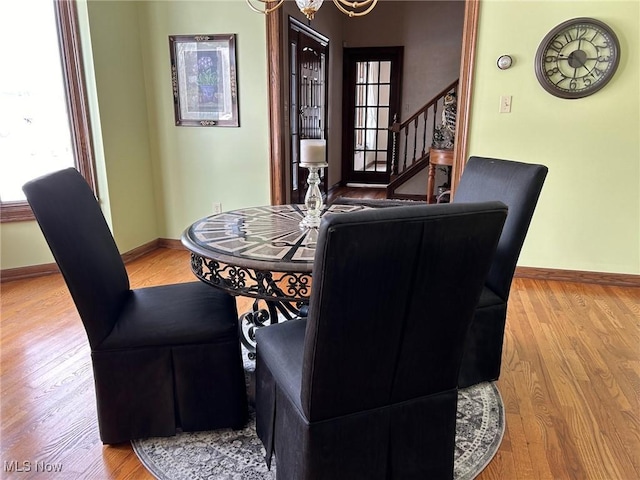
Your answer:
535,18 -> 620,99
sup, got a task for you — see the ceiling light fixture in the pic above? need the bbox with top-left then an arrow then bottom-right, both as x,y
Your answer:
246,0 -> 378,20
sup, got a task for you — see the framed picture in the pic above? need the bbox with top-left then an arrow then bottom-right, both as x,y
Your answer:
169,34 -> 239,127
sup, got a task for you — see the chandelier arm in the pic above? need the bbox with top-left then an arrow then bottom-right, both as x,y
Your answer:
333,0 -> 375,6
245,0 -> 285,15
332,0 -> 378,17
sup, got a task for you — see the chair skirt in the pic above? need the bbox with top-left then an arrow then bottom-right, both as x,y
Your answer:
92,339 -> 247,444
458,301 -> 507,389
256,360 -> 457,480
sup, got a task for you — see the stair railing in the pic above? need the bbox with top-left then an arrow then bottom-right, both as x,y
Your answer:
389,79 -> 459,178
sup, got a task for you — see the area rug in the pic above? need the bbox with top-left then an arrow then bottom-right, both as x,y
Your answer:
133,355 -> 505,480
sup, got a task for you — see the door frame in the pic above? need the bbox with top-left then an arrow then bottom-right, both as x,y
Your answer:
266,0 -> 480,204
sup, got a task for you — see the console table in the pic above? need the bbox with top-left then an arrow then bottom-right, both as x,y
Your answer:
427,148 -> 454,203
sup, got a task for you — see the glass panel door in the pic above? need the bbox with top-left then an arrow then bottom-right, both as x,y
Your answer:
289,19 -> 328,203
343,48 -> 402,185
353,60 -> 391,174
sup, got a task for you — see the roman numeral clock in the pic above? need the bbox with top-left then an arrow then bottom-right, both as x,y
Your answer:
535,17 -> 620,99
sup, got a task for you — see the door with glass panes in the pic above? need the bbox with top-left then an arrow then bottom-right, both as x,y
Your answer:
342,47 -> 403,185
289,19 -> 329,203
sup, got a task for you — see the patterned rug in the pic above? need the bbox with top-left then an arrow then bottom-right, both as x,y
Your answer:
133,355 -> 504,480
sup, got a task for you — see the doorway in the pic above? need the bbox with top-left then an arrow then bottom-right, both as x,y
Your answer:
266,1 -> 479,204
342,47 -> 402,185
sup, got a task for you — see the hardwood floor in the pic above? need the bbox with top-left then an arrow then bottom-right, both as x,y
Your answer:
327,185 -> 388,203
1,248 -> 638,479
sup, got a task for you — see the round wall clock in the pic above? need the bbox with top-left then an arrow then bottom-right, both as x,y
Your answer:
535,17 -> 620,99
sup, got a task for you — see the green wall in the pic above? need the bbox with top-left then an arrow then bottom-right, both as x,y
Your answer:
468,0 -> 639,274
138,1 -> 270,239
1,0 -> 638,276
87,0 -> 159,252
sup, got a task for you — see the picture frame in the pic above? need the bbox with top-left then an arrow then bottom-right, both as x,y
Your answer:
169,34 -> 239,127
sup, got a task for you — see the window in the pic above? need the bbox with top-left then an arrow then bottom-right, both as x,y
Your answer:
0,0 -> 95,222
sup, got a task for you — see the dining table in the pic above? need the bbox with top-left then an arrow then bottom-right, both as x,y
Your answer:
181,203 -> 367,357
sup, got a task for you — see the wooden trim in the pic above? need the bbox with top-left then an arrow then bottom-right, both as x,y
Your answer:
0,203 -> 35,223
289,16 -> 329,43
1,263 -> 61,283
515,266 -> 640,288
56,0 -> 97,194
266,10 -> 286,205
120,239 -> 161,264
158,238 -> 185,250
451,0 -> 480,196
1,239 -> 167,283
5,243 -> 637,288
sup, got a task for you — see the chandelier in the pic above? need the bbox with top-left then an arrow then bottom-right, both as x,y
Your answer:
246,0 -> 378,20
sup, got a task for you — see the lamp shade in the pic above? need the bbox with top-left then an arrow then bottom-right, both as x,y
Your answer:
300,139 -> 327,167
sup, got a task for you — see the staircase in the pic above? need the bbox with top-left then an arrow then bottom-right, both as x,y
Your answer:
387,79 -> 458,199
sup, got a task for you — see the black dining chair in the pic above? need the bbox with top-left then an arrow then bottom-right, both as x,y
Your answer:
454,156 -> 548,387
331,157 -> 548,388
255,201 -> 507,479
22,168 -> 248,444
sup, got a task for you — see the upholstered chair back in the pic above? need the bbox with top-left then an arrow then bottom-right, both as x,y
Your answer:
300,202 -> 507,422
23,168 -> 130,348
454,157 -> 548,300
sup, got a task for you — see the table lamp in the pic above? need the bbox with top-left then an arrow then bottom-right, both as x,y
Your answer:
299,139 -> 328,229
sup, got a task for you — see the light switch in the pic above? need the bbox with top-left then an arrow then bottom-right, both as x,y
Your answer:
499,95 -> 512,113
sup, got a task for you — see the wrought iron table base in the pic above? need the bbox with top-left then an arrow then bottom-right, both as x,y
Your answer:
239,298 -> 305,358
190,253 -> 311,357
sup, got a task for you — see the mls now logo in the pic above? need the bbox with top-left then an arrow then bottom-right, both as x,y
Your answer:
4,460 -> 63,473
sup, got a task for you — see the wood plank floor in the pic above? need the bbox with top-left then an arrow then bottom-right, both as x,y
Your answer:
1,248 -> 638,479
327,185 -> 388,203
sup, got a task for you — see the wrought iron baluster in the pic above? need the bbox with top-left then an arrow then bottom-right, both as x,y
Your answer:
391,130 -> 398,176
389,113 -> 398,176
